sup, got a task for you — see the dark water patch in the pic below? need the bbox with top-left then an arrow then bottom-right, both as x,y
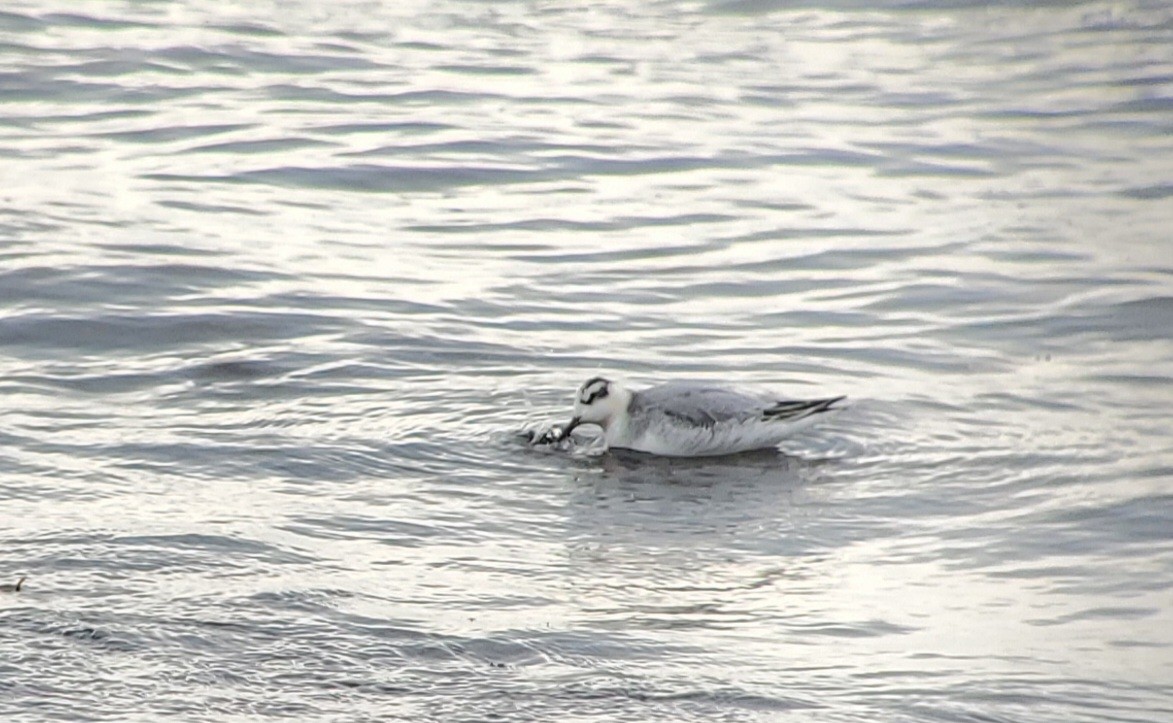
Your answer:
0,9 -> 44,32
790,619 -> 920,639
731,199 -> 814,212
1109,71 -> 1173,89
155,199 -> 272,215
1119,183 -> 1173,200
89,122 -> 253,144
859,281 -> 1030,314
23,533 -> 314,574
0,263 -> 282,308
0,310 -> 347,353
435,63 -> 537,76
55,58 -> 192,78
1083,372 -> 1173,388
210,22 -> 283,38
970,391 -> 1083,413
0,112 -> 39,131
572,52 -> 631,66
1055,296 -> 1173,342
143,164 -> 543,192
987,562 -> 1098,582
339,88 -> 501,105
0,144 -> 98,160
0,475 -> 72,504
555,148 -> 887,177
928,492 -> 1173,575
876,159 -> 999,178
341,138 -> 634,159
308,120 -> 455,135
181,137 -> 335,154
186,358 -> 288,382
1106,95 -> 1173,115
244,49 -> 390,72
720,241 -> 936,273
1028,606 -> 1160,627
41,12 -> 160,31
19,108 -> 156,125
714,226 -> 911,248
3,369 -> 172,396
270,288 -> 444,314
342,138 -> 536,159
89,434 -> 455,489
246,588 -> 358,616
346,327 -> 534,362
91,242 -> 225,258
392,37 -> 448,50
543,153 -> 727,177
500,241 -> 703,266
281,515 -> 441,546
1040,495 -> 1173,549
862,138 -> 1058,163
552,679 -> 821,716
408,212 -> 734,234
262,83 -> 419,105
57,624 -> 142,652
979,246 -> 1091,264
312,40 -> 372,55
758,308 -> 910,330
668,278 -> 841,300
113,533 -> 309,560
0,75 -> 230,104
150,44 -> 249,73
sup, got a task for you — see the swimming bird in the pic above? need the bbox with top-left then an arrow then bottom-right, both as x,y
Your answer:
555,377 -> 843,457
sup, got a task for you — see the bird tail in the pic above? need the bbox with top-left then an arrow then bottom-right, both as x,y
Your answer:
762,396 -> 845,422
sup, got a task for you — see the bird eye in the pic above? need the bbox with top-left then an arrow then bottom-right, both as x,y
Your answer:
578,377 -> 610,404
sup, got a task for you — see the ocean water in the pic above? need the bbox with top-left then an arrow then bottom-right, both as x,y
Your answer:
1,1 -> 1171,721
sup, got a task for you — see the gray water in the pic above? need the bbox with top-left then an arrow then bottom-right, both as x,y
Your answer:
2,1 -> 1171,721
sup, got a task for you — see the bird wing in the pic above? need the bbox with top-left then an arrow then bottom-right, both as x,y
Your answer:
636,383 -> 844,427
633,383 -> 768,427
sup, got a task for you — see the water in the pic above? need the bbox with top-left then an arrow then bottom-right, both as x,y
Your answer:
1,1 -> 1171,720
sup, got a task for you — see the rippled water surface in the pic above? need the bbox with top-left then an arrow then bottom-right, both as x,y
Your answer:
2,1 -> 1172,720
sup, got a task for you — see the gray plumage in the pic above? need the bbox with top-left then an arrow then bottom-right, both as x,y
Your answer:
547,377 -> 844,456
629,382 -> 842,434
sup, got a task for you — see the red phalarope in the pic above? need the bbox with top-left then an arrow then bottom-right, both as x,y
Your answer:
554,377 -> 844,457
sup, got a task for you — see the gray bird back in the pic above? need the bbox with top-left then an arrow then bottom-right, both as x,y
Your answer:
630,382 -> 768,429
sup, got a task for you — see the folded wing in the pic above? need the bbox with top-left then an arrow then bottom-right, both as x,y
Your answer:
636,383 -> 842,428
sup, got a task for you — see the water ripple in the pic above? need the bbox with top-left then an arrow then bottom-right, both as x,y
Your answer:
1,1 -> 1171,721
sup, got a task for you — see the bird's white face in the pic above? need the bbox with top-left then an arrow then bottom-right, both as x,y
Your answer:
573,377 -> 620,425
559,376 -> 627,439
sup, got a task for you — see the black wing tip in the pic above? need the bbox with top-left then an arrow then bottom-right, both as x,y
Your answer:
762,395 -> 846,420
804,396 -> 844,415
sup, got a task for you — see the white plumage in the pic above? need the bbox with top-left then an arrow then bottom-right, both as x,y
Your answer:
551,377 -> 843,457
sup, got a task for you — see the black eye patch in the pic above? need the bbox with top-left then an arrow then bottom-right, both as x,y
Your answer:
579,377 -> 610,404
